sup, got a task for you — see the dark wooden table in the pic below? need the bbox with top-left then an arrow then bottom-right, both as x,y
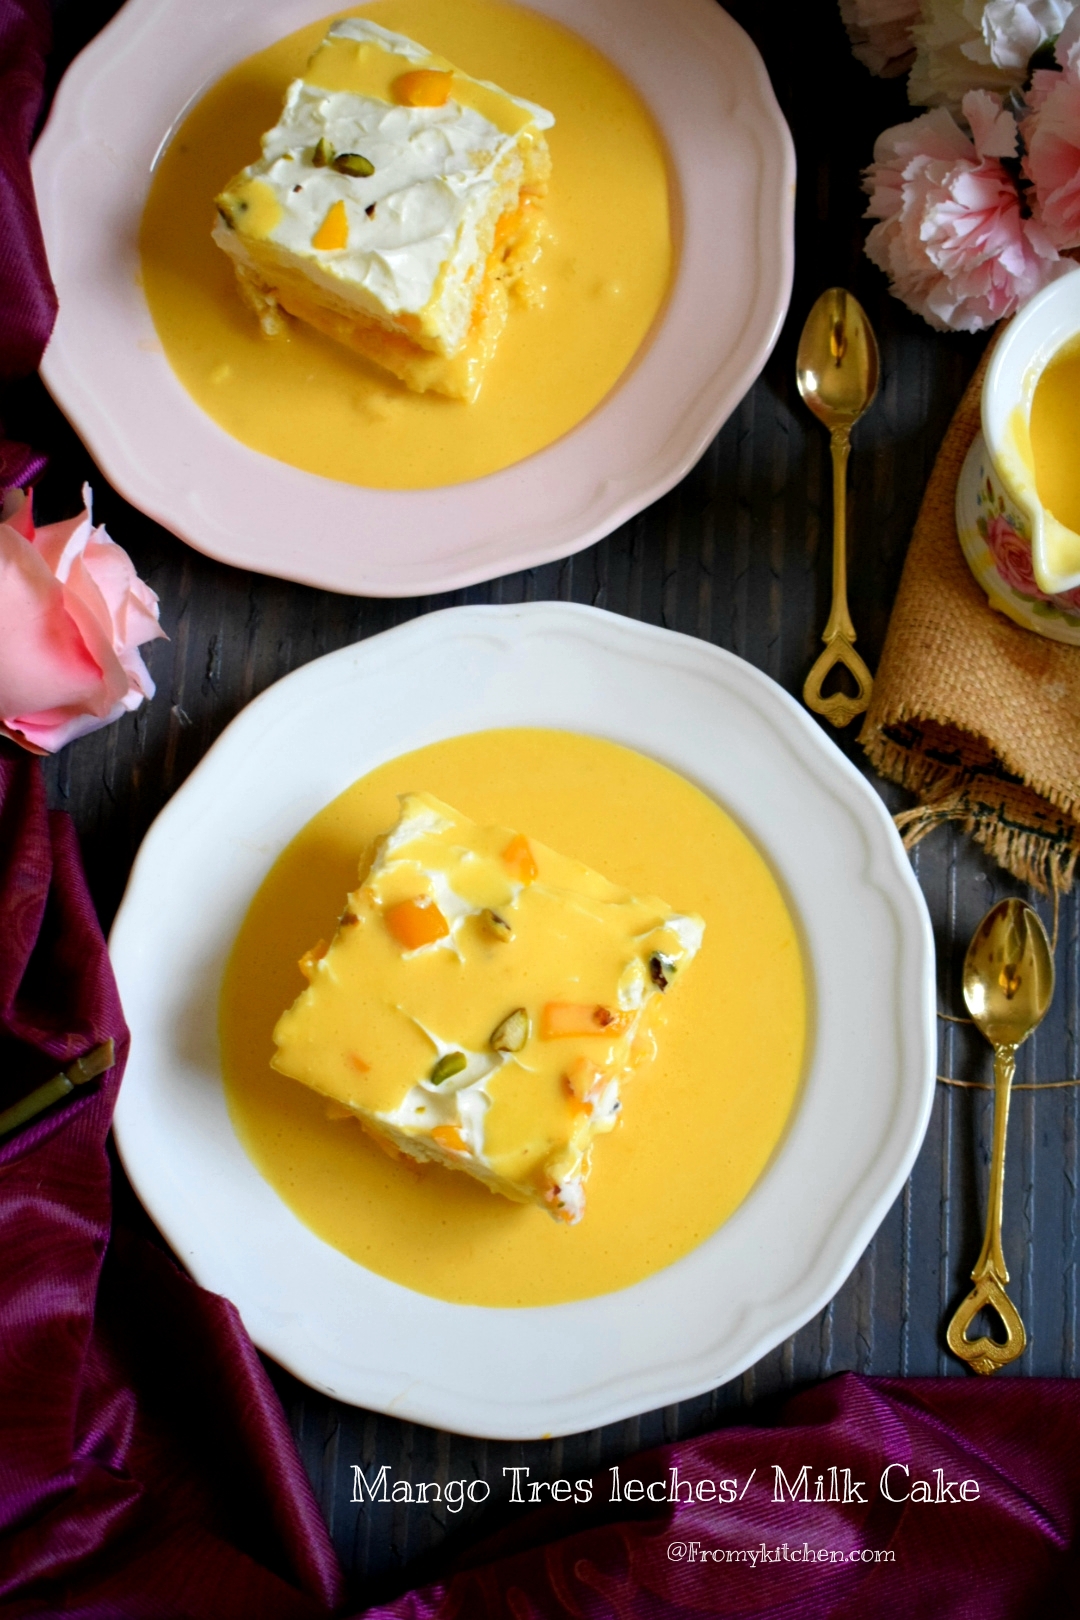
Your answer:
7,0 -> 1079,1605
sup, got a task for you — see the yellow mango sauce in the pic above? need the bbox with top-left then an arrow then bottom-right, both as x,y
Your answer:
140,0 -> 673,489
219,730 -> 807,1307
1030,332 -> 1080,538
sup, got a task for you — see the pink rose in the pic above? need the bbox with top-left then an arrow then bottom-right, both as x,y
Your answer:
1021,13 -> 1080,250
0,486 -> 165,754
984,511 -> 1049,596
863,90 -> 1065,330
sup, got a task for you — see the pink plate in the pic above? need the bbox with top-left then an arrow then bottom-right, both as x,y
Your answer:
33,0 -> 794,598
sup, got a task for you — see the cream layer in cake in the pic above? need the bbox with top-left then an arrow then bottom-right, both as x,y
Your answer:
271,792 -> 704,1223
212,18 -> 553,400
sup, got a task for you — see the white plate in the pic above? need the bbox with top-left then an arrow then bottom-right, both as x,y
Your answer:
33,0 -> 794,598
110,605 -> 935,1439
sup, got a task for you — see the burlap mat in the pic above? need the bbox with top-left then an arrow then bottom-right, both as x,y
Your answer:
858,342 -> 1080,895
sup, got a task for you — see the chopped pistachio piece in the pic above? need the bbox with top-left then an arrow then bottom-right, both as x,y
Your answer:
333,152 -> 375,178
482,908 -> 514,943
312,136 -> 334,167
649,953 -> 676,991
430,1051 -> 467,1085
490,1007 -> 529,1053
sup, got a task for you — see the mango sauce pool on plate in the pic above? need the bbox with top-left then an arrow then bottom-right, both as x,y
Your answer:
219,729 -> 807,1307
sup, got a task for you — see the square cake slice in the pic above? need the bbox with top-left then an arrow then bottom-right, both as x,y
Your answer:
271,793 -> 704,1223
212,18 -> 553,401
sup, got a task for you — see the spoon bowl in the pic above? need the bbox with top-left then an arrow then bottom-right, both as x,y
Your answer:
796,289 -> 879,728
796,288 -> 880,431
962,897 -> 1055,1047
947,898 -> 1055,1374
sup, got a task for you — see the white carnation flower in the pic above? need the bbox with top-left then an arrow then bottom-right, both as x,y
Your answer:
980,0 -> 1075,66
909,0 -> 1078,107
839,0 -> 921,77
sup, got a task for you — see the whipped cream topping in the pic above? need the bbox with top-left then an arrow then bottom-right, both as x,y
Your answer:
378,1047 -> 600,1222
379,1042 -> 499,1160
214,19 -> 554,348
325,19 -> 554,133
366,797 -> 521,961
271,789 -> 706,1225
363,793 -> 702,1218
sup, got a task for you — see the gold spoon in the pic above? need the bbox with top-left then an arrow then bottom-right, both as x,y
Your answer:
946,899 -> 1054,1374
796,288 -> 878,727
0,1041 -> 114,1140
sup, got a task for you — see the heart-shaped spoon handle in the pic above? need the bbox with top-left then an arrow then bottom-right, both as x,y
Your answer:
802,634 -> 874,729
946,1042 -> 1027,1374
946,1270 -> 1026,1375
802,425 -> 874,728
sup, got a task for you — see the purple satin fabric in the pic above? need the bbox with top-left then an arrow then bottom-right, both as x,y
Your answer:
364,1376 -> 1080,1618
0,743 -> 344,1617
0,432 -> 45,494
3,719 -> 1080,1618
0,0 -> 56,498
0,0 -> 56,382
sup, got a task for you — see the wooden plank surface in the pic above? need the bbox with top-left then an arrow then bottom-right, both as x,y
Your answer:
7,0 -> 1078,1602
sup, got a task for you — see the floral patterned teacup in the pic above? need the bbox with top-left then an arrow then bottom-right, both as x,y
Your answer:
982,266 -> 1080,598
956,435 -> 1080,644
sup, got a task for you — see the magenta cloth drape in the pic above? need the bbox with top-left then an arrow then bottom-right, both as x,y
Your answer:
8,733 -> 1080,1620
0,742 -> 345,1617
359,1375 -> 1080,1618
0,0 -> 56,381
4,2 -> 1080,1613
0,0 -> 56,494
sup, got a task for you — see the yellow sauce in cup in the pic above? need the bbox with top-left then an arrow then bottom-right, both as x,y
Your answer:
1030,332 -> 1080,540
140,0 -> 673,490
219,729 -> 807,1307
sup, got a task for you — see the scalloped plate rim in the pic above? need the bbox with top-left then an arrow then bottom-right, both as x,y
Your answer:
33,0 -> 795,597
109,603 -> 935,1438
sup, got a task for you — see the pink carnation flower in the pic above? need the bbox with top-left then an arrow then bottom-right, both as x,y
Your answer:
839,0 -> 922,78
863,89 -> 1064,329
0,486 -> 165,754
1021,12 -> 1080,250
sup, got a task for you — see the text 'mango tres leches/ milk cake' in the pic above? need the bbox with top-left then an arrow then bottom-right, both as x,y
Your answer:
271,793 -> 704,1223
212,18 -> 554,402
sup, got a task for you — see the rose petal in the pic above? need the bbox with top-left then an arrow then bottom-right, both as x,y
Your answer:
0,523 -> 104,714
81,530 -> 166,652
0,720 -> 47,756
59,550 -> 134,711
5,698 -> 133,755
1,487 -> 34,538
116,645 -> 156,704
30,509 -> 89,575
0,486 -> 165,753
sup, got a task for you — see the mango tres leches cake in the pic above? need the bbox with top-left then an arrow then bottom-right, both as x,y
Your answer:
271,792 -> 704,1224
211,18 -> 554,402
